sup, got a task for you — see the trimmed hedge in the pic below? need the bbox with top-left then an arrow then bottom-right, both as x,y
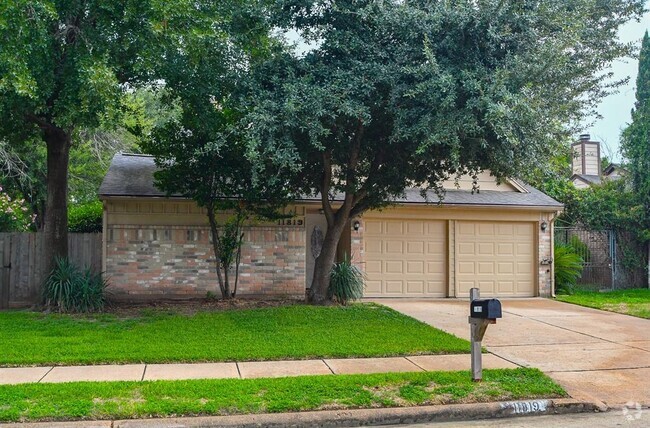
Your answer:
68,200 -> 102,233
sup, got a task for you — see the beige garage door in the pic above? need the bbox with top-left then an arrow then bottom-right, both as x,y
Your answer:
456,221 -> 535,297
364,218 -> 446,297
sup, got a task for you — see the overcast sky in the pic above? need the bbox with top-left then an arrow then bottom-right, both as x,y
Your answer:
587,11 -> 650,162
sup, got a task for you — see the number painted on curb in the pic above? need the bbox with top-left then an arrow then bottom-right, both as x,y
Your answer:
500,400 -> 549,414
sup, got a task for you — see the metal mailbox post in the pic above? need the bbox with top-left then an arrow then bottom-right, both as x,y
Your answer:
468,288 -> 502,381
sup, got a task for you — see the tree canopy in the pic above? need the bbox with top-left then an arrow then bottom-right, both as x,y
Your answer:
621,30 -> 650,240
242,0 -> 644,302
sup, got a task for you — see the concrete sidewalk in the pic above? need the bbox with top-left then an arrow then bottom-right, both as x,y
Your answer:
0,354 -> 517,385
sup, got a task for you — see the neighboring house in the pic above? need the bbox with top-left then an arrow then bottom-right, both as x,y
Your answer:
571,134 -> 625,189
99,153 -> 563,301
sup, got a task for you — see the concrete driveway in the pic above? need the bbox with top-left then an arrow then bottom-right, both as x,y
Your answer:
376,298 -> 650,408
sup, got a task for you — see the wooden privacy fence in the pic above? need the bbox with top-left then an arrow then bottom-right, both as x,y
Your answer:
0,233 -> 102,309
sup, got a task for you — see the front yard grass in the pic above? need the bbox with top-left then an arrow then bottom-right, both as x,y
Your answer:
0,368 -> 566,423
0,303 -> 469,366
556,289 -> 650,319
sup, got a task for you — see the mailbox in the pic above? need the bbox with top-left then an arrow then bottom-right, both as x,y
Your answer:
470,299 -> 502,320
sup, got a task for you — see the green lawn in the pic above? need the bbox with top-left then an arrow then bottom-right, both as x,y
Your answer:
0,303 -> 469,366
0,369 -> 565,423
556,289 -> 650,319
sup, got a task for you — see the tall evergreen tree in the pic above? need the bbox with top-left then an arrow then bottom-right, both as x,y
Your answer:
620,30 -> 650,285
621,31 -> 650,215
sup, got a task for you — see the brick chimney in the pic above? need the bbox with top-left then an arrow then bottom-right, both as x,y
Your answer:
571,134 -> 601,176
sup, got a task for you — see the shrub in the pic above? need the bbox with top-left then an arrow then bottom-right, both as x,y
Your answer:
567,235 -> 591,262
554,244 -> 584,295
43,258 -> 109,313
328,256 -> 365,305
68,200 -> 103,233
0,185 -> 34,232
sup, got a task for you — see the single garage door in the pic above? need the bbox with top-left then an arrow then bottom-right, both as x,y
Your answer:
456,221 -> 535,297
364,218 -> 446,297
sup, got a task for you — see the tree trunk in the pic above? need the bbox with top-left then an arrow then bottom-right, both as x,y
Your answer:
308,215 -> 348,304
42,126 -> 71,276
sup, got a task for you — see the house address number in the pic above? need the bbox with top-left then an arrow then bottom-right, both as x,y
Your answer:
277,218 -> 304,226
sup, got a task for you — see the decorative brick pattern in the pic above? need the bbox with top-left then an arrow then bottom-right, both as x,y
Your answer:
105,225 -> 305,300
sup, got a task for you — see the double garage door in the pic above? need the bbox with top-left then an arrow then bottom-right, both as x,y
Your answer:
363,218 -> 536,298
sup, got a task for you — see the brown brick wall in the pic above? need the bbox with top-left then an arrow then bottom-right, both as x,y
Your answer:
105,225 -> 305,300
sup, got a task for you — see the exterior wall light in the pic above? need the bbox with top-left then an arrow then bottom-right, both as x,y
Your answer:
540,221 -> 548,232
353,220 -> 360,231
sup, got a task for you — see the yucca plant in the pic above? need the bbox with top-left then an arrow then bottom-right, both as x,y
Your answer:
554,244 -> 584,295
43,258 -> 109,313
328,256 -> 365,305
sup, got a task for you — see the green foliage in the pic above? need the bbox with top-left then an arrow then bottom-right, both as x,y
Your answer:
142,2 -> 293,299
67,200 -> 102,233
554,245 -> 584,295
567,235 -> 591,262
0,185 -> 34,232
328,256 -> 365,305
243,0 -> 643,298
43,258 -> 108,313
620,30 -> 650,244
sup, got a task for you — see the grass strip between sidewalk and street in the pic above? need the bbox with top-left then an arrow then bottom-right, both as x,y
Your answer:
556,289 -> 650,319
0,303 -> 469,366
0,368 -> 566,423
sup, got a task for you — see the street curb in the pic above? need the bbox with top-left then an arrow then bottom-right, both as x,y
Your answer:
0,399 -> 603,428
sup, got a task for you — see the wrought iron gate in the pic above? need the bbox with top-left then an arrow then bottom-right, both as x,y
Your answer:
554,227 -> 615,289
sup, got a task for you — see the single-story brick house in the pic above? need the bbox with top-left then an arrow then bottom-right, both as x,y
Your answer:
99,153 -> 563,301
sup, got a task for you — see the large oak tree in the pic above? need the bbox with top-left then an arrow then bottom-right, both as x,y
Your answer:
0,0 -> 164,271
243,0 -> 644,303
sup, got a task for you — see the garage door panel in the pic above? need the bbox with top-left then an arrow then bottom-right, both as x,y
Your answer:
365,280 -> 382,294
366,260 -> 382,274
363,218 -> 447,297
478,243 -> 495,255
385,280 -> 404,293
385,221 -> 403,235
385,260 -> 403,273
458,261 -> 475,274
517,262 -> 532,274
497,262 -> 514,274
458,242 -> 475,255
427,261 -> 445,274
458,222 -> 475,235
478,223 -> 495,235
365,220 -> 382,234
385,241 -> 403,253
427,222 -> 446,235
478,262 -> 494,274
406,222 -> 424,235
366,240 -> 382,254
427,242 -> 445,255
407,241 -> 424,254
457,221 -> 535,297
498,281 -> 514,293
406,261 -> 424,274
497,243 -> 514,255
407,281 -> 424,293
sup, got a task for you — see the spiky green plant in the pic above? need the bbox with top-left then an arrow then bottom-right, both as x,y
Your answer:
554,245 -> 584,295
328,256 -> 365,305
43,258 -> 109,313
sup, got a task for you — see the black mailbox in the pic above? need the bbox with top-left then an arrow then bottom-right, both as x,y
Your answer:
470,299 -> 502,319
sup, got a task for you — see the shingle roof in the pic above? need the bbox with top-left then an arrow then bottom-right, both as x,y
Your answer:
99,153 -> 563,209
571,174 -> 602,185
